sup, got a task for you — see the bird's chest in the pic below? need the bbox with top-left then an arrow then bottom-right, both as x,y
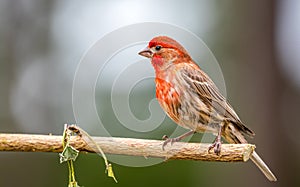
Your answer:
155,78 -> 180,122
155,78 -> 178,103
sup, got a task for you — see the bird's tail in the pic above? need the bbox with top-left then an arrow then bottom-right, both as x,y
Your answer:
223,123 -> 277,181
250,151 -> 277,181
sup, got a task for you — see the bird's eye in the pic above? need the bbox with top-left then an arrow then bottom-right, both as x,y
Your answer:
155,45 -> 162,51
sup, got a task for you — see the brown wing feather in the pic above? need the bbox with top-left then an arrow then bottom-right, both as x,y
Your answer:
179,63 -> 255,137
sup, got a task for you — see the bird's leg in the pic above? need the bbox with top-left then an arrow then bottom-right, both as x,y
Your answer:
208,125 -> 223,155
162,130 -> 195,151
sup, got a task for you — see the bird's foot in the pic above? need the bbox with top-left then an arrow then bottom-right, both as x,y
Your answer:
162,130 -> 195,151
208,125 -> 223,155
208,140 -> 222,155
162,135 -> 182,151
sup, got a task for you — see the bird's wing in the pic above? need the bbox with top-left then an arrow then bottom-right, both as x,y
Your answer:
178,63 -> 254,136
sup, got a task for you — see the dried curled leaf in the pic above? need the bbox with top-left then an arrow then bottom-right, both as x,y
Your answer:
67,124 -> 118,183
59,145 -> 79,163
106,163 -> 118,183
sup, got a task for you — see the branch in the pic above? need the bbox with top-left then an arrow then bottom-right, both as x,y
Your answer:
0,133 -> 255,162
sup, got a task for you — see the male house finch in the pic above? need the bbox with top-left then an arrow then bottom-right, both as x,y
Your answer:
138,36 -> 277,181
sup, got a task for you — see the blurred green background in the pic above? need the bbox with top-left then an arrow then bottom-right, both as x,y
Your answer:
0,0 -> 299,186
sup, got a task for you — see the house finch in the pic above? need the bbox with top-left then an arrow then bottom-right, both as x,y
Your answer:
138,36 -> 277,181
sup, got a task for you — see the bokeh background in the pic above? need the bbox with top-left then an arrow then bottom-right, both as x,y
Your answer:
0,0 -> 299,186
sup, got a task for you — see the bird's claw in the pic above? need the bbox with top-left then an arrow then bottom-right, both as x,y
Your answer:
162,135 -> 169,140
162,136 -> 180,151
208,140 -> 222,155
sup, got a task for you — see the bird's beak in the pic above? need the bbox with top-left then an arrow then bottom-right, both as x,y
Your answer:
138,47 -> 153,58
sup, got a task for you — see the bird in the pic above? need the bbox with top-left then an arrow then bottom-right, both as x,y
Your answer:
138,36 -> 277,181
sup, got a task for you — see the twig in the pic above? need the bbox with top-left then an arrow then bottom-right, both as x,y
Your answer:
0,133 -> 255,162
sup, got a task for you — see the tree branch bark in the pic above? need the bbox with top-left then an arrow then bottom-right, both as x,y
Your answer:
0,133 -> 255,162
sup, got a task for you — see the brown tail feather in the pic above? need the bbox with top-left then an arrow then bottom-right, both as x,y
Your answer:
223,123 -> 277,181
250,151 -> 277,181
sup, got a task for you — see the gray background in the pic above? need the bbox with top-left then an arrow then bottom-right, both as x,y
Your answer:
0,0 -> 299,186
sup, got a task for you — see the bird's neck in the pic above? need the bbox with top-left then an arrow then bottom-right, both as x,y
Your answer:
153,65 -> 172,81
151,56 -> 177,78
151,55 -> 165,73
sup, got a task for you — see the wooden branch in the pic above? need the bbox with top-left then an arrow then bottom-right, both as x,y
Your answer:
0,133 -> 255,162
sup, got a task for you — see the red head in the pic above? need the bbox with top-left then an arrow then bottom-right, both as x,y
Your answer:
138,36 -> 191,72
